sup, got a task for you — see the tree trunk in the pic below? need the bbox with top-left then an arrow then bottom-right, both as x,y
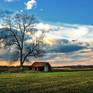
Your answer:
20,49 -> 24,71
20,61 -> 24,70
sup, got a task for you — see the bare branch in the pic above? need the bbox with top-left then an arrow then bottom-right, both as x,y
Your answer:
1,11 -> 45,69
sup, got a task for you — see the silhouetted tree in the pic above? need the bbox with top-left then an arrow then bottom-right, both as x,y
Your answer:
1,11 -> 45,70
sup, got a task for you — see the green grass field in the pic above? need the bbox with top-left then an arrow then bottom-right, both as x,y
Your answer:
0,71 -> 93,93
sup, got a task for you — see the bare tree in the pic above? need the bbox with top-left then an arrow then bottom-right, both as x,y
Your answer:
1,12 -> 45,70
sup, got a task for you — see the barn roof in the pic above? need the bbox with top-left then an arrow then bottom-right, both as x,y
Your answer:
31,62 -> 51,67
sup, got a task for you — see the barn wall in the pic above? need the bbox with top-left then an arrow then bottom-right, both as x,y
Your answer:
44,65 -> 49,72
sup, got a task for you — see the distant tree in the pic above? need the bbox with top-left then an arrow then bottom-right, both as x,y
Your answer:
1,11 -> 45,70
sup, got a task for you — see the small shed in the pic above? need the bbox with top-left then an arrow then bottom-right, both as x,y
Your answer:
31,62 -> 51,72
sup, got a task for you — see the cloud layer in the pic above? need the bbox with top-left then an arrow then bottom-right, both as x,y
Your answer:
0,22 -> 93,66
35,23 -> 93,45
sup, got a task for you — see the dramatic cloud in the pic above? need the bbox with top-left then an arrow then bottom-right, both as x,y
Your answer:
46,25 -> 89,39
29,48 -> 93,66
17,22 -> 93,45
25,0 -> 37,10
0,22 -> 93,66
0,20 -> 93,45
35,23 -> 93,45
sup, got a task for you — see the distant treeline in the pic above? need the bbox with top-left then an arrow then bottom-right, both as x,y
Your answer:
52,65 -> 93,68
0,66 -> 31,72
52,65 -> 93,72
0,65 -> 93,72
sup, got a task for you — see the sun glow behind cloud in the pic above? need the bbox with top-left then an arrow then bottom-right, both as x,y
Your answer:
44,37 -> 57,45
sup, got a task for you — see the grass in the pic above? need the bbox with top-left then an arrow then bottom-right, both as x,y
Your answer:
0,71 -> 93,93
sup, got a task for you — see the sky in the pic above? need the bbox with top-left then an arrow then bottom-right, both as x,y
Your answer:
0,0 -> 93,43
0,0 -> 93,66
0,0 -> 93,25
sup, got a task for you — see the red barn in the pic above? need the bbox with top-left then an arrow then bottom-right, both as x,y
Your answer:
31,62 -> 51,72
